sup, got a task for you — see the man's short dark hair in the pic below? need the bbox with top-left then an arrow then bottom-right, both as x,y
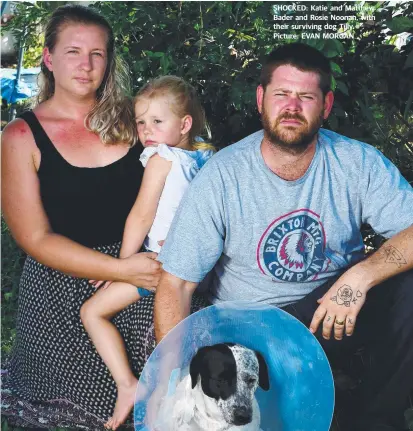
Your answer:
260,43 -> 332,95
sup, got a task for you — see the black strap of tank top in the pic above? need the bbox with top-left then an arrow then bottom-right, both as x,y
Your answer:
20,109 -> 142,162
19,110 -> 59,158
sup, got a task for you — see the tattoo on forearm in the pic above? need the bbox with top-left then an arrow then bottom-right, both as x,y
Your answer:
383,245 -> 407,268
331,286 -> 363,307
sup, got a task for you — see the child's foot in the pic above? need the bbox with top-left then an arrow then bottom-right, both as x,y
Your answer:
105,378 -> 138,430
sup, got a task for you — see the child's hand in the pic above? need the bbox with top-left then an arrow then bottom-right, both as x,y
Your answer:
89,279 -> 113,290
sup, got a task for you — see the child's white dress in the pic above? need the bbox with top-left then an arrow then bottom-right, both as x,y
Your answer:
140,144 -> 214,253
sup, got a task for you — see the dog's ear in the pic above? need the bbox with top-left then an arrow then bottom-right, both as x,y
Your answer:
190,346 -> 209,389
255,351 -> 270,391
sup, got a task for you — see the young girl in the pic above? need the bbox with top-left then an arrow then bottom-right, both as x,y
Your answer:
80,75 -> 215,430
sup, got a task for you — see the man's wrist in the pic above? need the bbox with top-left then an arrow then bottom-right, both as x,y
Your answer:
348,259 -> 378,292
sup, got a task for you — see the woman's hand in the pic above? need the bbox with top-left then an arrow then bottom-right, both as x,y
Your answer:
90,252 -> 161,289
89,279 -> 113,289
118,252 -> 162,289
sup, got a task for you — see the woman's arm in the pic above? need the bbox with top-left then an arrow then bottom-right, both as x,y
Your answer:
120,154 -> 172,258
1,119 -> 161,286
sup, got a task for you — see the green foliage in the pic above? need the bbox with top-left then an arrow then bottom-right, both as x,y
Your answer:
1,2 -> 68,67
90,1 -> 273,143
330,1 -> 413,182
386,16 -> 413,33
1,418 -> 25,431
4,1 -> 412,180
1,219 -> 24,359
23,38 -> 44,68
93,1 -> 412,183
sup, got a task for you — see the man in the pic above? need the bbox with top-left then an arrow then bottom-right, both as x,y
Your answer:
155,43 -> 413,431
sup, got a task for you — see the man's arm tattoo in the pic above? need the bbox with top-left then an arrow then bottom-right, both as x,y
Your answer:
383,245 -> 407,268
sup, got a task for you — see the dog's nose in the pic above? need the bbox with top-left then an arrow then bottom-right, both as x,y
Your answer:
233,407 -> 252,425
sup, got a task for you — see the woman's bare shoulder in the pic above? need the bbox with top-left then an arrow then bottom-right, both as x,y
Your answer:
2,117 -> 35,146
1,117 -> 39,166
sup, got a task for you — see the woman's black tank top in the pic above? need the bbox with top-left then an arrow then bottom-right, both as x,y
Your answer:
20,111 -> 144,248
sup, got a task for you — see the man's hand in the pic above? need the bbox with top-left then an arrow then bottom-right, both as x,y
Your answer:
310,226 -> 413,340
309,270 -> 368,340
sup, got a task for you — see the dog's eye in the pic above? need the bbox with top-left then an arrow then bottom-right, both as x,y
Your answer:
247,377 -> 257,386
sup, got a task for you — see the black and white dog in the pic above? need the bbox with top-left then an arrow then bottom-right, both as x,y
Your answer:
156,343 -> 270,430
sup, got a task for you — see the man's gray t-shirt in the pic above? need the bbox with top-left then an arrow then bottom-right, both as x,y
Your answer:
158,129 -> 413,307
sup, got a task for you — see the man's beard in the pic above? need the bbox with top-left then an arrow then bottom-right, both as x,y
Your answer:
261,106 -> 324,154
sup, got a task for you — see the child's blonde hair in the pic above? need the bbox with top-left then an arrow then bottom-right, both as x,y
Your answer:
134,76 -> 215,152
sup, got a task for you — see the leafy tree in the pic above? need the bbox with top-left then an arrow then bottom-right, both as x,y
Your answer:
2,1 -> 69,67
4,1 -> 412,180
89,1 -> 412,183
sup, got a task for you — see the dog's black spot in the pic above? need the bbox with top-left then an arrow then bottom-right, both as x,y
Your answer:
190,344 -> 237,401
255,350 -> 270,391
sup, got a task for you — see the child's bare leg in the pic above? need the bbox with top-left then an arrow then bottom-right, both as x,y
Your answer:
80,282 -> 144,430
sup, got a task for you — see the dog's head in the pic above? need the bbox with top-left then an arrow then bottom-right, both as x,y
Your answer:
189,343 -> 270,426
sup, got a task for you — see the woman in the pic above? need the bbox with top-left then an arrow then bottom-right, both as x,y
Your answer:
1,4 -> 161,429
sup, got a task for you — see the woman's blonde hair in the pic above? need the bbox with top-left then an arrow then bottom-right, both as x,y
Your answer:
37,4 -> 136,146
134,76 -> 215,152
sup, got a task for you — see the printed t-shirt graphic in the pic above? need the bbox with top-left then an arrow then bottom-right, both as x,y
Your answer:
257,209 -> 330,282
